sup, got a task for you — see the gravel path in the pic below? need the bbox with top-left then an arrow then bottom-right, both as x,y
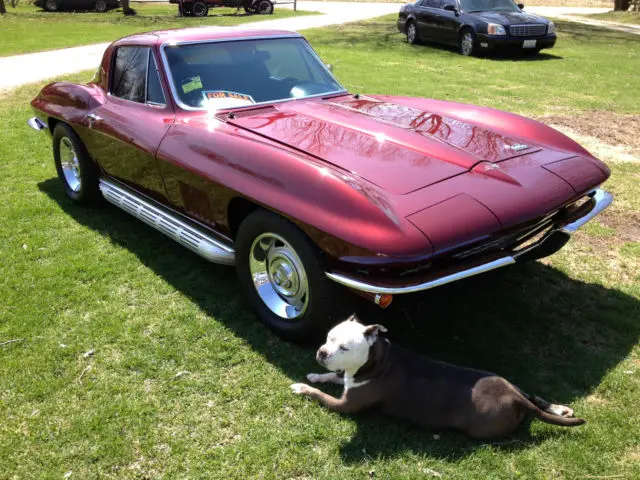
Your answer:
0,1 -> 400,91
0,3 -> 634,92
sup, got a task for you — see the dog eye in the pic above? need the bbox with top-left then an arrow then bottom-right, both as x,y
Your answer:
339,345 -> 349,352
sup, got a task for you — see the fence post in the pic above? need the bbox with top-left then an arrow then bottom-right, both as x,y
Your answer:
294,0 -> 296,12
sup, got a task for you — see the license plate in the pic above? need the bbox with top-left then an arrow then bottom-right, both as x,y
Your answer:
523,39 -> 537,48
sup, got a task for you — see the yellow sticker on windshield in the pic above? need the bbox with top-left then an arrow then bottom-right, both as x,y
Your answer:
181,76 -> 203,94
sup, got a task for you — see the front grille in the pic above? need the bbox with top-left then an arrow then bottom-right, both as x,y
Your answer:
509,24 -> 547,37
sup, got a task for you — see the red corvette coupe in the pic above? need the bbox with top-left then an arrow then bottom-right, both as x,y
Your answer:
29,27 -> 612,341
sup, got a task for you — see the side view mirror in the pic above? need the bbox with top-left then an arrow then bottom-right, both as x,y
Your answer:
443,4 -> 458,13
518,3 -> 524,9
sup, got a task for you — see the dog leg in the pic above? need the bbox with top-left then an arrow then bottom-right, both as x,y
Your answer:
306,372 -> 344,385
290,383 -> 360,413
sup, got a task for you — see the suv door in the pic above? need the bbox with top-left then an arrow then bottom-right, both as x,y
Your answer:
83,46 -> 174,202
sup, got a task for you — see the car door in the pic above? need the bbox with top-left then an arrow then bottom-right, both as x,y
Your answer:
438,0 -> 463,45
415,0 -> 440,40
82,46 -> 174,203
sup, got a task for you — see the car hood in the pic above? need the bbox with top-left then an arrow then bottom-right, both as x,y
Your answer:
470,10 -> 546,24
224,95 -> 542,195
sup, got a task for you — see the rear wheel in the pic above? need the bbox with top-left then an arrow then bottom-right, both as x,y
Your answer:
52,123 -> 101,205
192,1 -> 208,16
44,0 -> 58,11
257,0 -> 273,14
95,0 -> 107,12
459,29 -> 477,56
235,210 -> 347,343
406,20 -> 419,44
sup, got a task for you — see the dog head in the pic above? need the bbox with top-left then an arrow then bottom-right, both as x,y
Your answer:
316,314 -> 388,373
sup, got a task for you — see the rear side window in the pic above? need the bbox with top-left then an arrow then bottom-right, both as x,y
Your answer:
111,47 -> 149,103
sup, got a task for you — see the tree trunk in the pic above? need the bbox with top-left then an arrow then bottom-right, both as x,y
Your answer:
121,0 -> 136,15
0,0 -> 7,15
614,0 -> 630,11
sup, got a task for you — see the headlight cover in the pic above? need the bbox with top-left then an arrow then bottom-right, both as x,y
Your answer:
548,22 -> 556,34
488,23 -> 507,35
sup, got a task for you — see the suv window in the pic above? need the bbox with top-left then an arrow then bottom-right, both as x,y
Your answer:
111,47 -> 149,103
426,0 -> 441,7
440,0 -> 455,9
146,53 -> 165,105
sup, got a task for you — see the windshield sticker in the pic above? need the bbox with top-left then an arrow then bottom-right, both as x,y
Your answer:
202,90 -> 255,108
181,76 -> 203,94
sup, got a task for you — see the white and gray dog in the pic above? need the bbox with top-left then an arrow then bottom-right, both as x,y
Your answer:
291,314 -> 584,439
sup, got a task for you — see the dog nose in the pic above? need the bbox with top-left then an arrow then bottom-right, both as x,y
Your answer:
317,349 -> 328,361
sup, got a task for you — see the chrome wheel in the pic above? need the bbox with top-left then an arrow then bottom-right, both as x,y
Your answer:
249,233 -> 309,320
407,23 -> 417,44
461,31 -> 474,56
59,136 -> 81,193
45,0 -> 57,10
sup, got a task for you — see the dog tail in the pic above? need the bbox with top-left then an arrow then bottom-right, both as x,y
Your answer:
516,394 -> 586,427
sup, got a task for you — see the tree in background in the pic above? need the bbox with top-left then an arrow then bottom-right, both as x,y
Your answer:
614,0 -> 630,11
0,0 -> 6,15
121,0 -> 137,15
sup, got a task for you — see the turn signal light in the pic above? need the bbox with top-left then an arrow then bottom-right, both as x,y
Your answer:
374,294 -> 393,309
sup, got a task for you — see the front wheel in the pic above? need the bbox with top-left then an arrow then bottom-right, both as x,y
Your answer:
44,0 -> 58,11
95,0 -> 107,12
52,123 -> 101,205
235,210 -> 346,342
191,1 -> 208,16
459,29 -> 477,56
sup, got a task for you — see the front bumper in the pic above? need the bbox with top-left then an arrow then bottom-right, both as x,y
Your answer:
326,188 -> 612,295
476,33 -> 556,51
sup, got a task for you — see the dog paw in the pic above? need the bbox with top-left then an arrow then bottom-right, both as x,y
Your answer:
306,373 -> 325,383
548,404 -> 574,418
290,383 -> 310,395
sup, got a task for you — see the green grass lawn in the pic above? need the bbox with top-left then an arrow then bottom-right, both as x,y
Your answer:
0,3 -> 315,57
579,10 -> 640,25
1,15 -> 639,479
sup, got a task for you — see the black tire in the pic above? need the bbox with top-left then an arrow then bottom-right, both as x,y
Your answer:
191,1 -> 208,16
459,28 -> 477,56
44,0 -> 58,11
235,210 -> 347,343
52,123 -> 101,205
181,4 -> 193,16
257,0 -> 273,14
406,20 -> 419,45
95,0 -> 107,12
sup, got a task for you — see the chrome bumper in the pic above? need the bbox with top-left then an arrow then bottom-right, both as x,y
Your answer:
27,117 -> 47,131
326,188 -> 613,295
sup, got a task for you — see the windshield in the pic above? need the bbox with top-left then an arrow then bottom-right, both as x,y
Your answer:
460,0 -> 520,12
163,37 -> 345,109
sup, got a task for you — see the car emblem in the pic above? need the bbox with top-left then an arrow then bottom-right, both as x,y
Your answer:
507,143 -> 529,151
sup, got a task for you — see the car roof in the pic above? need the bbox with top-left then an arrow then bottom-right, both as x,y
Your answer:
112,26 -> 302,47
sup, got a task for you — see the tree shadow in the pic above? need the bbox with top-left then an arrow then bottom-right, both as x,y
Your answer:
38,178 -> 640,462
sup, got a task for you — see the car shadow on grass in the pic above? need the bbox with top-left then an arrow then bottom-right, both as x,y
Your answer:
39,178 -> 640,461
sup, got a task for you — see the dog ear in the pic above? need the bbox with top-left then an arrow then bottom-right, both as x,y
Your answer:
347,313 -> 359,322
363,324 -> 388,339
